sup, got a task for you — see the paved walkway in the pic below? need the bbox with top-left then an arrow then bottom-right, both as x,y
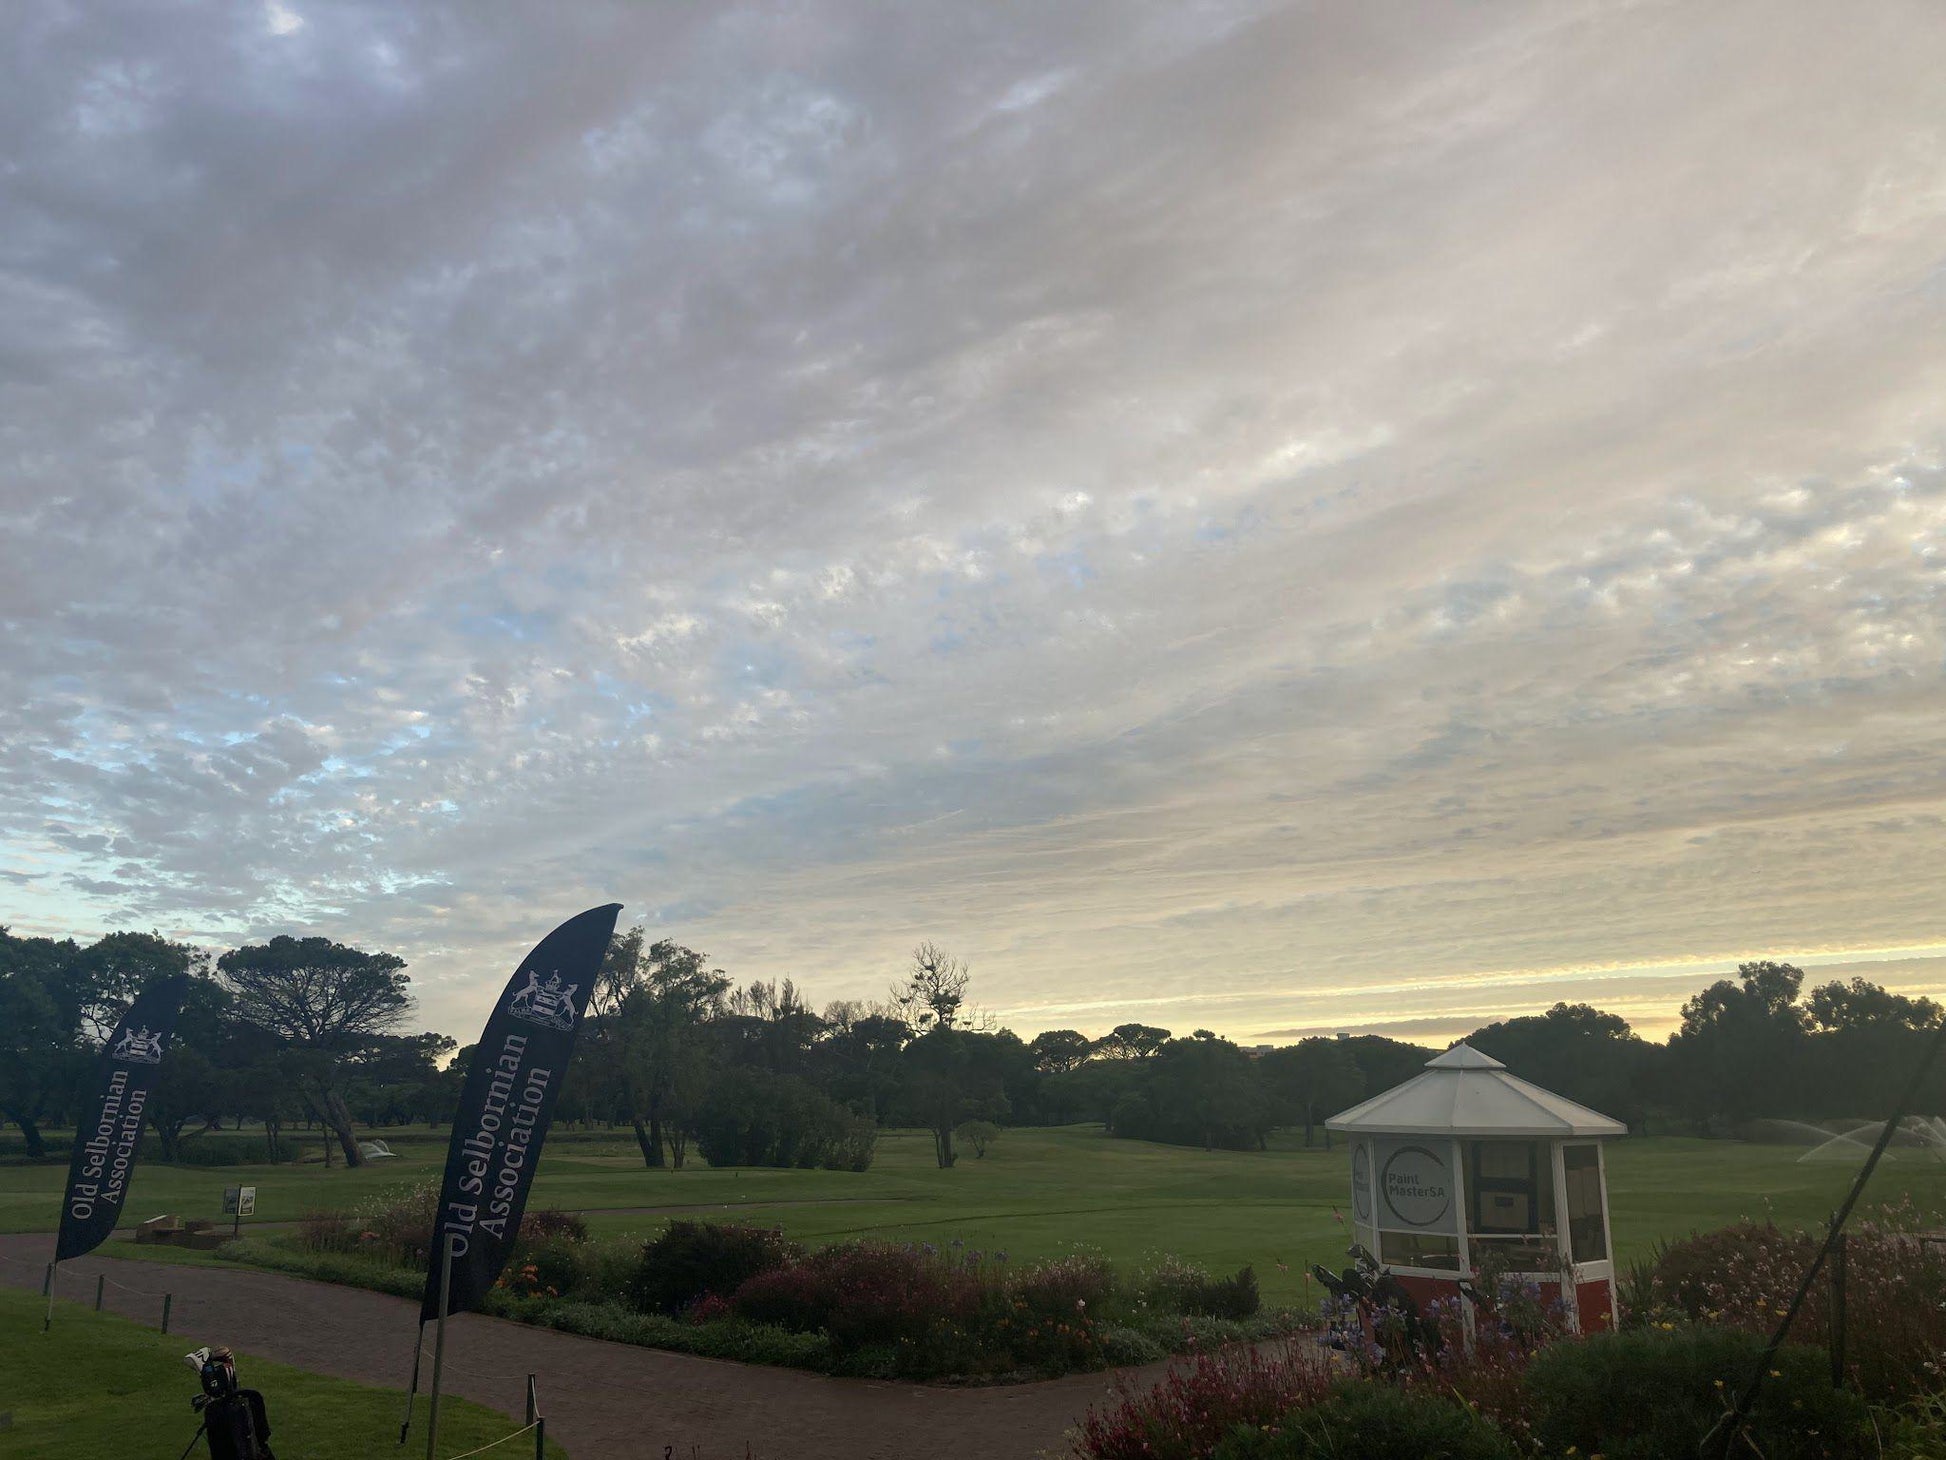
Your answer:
0,1232 -> 1167,1459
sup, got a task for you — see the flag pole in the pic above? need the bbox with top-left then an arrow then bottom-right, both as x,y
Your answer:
398,1319 -> 426,1444
42,1259 -> 57,1332
425,1233 -> 456,1460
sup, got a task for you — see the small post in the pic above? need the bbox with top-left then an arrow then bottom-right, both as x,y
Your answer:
94,1274 -> 105,1311
534,1416 -> 545,1460
162,1293 -> 173,1334
525,1374 -> 537,1425
1829,1228 -> 1847,1388
425,1233 -> 456,1460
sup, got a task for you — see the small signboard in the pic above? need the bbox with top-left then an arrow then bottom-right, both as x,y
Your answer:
222,1186 -> 257,1220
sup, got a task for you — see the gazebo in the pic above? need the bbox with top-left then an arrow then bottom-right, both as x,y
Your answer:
1324,1043 -> 1626,1333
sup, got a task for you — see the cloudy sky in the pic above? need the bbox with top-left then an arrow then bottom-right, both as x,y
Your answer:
6,0 -> 1946,1046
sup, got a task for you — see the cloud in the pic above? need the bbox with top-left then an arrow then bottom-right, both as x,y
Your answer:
4,1 -> 1946,1041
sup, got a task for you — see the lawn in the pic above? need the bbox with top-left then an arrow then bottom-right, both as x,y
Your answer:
0,1285 -> 567,1460
6,1124 -> 1943,1306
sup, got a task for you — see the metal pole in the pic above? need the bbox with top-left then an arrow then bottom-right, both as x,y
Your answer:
162,1294 -> 173,1335
1829,1229 -> 1847,1388
42,1260 -> 56,1332
533,1416 -> 544,1460
398,1321 -> 426,1446
94,1274 -> 105,1312
425,1234 -> 456,1460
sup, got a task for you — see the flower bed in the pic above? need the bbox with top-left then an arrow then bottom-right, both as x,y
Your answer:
1077,1202 -> 1946,1459
231,1196 -> 1306,1381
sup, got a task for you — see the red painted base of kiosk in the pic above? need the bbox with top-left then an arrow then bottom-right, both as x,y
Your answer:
1386,1273 -> 1617,1334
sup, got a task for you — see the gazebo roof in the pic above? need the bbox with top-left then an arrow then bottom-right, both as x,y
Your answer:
1325,1043 -> 1628,1138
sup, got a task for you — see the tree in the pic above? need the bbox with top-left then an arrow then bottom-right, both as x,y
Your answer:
956,1119 -> 1001,1157
216,936 -> 411,1167
72,931 -> 211,1041
0,927 -> 209,1158
1260,1038 -> 1365,1148
1097,1023 -> 1171,1060
812,1005 -> 909,1121
1467,1003 -> 1651,1131
0,928 -> 77,1159
1121,1034 -> 1269,1150
1805,978 -> 1944,1032
1029,1028 -> 1093,1075
1337,1034 -> 1430,1097
1670,962 -> 1809,1128
590,932 -> 729,1169
142,973 -> 235,1161
899,1027 -> 1012,1168
1802,978 -> 1945,1119
891,941 -> 970,1031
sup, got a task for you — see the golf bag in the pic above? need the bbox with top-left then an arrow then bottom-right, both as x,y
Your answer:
182,1347 -> 276,1460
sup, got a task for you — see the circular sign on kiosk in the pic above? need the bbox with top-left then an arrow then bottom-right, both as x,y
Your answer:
1351,1143 -> 1372,1222
1381,1144 -> 1451,1228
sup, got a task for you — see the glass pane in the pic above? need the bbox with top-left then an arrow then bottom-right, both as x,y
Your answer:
1563,1144 -> 1607,1262
1468,1234 -> 1562,1272
1465,1140 -> 1553,1236
1379,1230 -> 1461,1271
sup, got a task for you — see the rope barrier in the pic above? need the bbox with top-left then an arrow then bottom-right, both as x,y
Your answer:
36,1262 -> 180,1299
439,1419 -> 540,1459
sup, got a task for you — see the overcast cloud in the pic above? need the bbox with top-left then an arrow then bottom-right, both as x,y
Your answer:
5,0 -> 1946,1042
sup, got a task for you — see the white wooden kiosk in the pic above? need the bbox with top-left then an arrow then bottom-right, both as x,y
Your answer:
1325,1043 -> 1626,1333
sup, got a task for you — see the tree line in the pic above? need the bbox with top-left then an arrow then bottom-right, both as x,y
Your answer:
4,923 -> 1941,1171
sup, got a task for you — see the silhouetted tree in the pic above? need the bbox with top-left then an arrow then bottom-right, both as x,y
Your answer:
1260,1038 -> 1365,1148
216,936 -> 410,1167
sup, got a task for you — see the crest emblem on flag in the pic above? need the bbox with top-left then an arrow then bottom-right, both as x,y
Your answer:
507,970 -> 578,1031
111,1025 -> 166,1065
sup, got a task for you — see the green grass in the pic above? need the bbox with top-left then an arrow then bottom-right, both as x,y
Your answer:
8,1124 -> 1944,1306
0,1285 -> 567,1460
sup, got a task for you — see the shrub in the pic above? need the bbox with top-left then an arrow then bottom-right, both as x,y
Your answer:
1881,1391 -> 1946,1458
139,1133 -> 299,1166
955,1119 -> 1001,1158
730,1239 -> 1109,1378
628,1221 -> 798,1315
731,1263 -> 834,1333
519,1208 -> 589,1245
1641,1203 -> 1946,1403
1140,1255 -> 1261,1318
517,1297 -> 833,1370
567,1240 -> 641,1305
295,1210 -> 357,1254
1013,1252 -> 1115,1320
1077,1342 -> 1335,1460
692,1067 -> 878,1171
1209,1383 -> 1515,1460
1098,1324 -> 1168,1366
1522,1326 -> 1871,1460
497,1238 -> 580,1300
812,1243 -> 982,1353
351,1182 -> 440,1268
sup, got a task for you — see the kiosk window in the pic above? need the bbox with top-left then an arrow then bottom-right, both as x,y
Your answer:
1564,1144 -> 1607,1262
1466,1140 -> 1552,1236
1379,1231 -> 1460,1271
